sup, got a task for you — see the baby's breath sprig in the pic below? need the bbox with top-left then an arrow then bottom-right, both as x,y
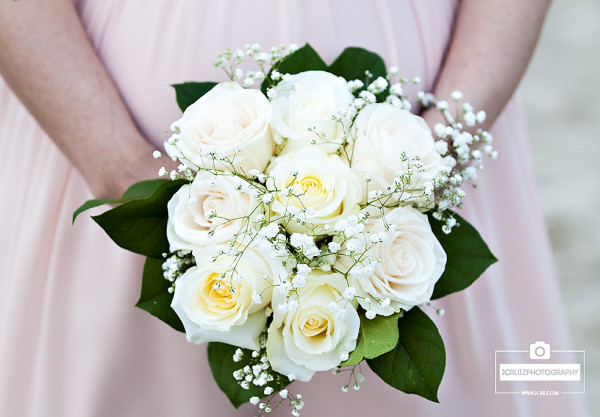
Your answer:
333,364 -> 366,393
161,250 -> 195,293
415,90 -> 497,233
213,43 -> 299,91
232,333 -> 304,416
252,390 -> 304,416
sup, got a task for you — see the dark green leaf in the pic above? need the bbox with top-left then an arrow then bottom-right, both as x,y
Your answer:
73,179 -> 176,223
121,179 -> 176,199
261,44 -> 327,92
429,212 -> 497,299
172,81 -> 218,112
328,47 -> 387,84
135,257 -> 184,332
91,179 -> 186,258
208,342 -> 291,408
342,311 -> 402,366
367,307 -> 445,402
73,198 -> 121,224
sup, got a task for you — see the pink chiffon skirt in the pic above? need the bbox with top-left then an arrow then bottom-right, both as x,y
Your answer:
0,1 -> 588,415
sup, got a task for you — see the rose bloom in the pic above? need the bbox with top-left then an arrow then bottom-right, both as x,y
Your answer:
266,271 -> 360,381
170,246 -> 285,351
270,71 -> 354,155
165,81 -> 274,174
349,103 -> 444,205
166,171 -> 259,252
266,147 -> 362,235
338,205 -> 446,315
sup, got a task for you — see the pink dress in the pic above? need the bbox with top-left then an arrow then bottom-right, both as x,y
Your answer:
0,1 -> 588,416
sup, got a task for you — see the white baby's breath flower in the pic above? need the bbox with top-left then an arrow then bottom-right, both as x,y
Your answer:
252,292 -> 263,305
436,100 -> 448,111
450,90 -> 463,101
328,241 -> 341,253
463,112 -> 476,126
359,90 -> 377,104
389,83 -> 403,96
343,286 -> 356,300
476,110 -> 487,123
354,98 -> 366,110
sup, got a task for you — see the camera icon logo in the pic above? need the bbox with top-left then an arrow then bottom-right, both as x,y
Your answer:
530,341 -> 551,360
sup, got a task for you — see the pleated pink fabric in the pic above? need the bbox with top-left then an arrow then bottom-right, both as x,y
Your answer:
0,1 -> 588,416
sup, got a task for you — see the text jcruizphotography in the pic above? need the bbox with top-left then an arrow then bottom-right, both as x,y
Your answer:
499,364 -> 581,381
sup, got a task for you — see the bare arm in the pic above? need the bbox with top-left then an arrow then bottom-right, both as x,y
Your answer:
422,0 -> 551,130
0,0 -> 172,199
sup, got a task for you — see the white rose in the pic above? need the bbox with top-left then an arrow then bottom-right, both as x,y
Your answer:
338,206 -> 446,315
270,71 -> 354,154
266,271 -> 360,381
349,103 -> 443,205
171,246 -> 285,350
266,147 -> 361,235
166,81 -> 274,173
166,172 -> 259,251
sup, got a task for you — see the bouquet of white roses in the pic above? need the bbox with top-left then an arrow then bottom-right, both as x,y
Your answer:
75,44 -> 497,415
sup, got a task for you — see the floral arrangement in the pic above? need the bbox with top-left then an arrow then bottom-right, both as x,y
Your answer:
75,44 -> 497,415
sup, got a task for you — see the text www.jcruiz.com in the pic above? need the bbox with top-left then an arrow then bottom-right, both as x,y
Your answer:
521,390 -> 560,396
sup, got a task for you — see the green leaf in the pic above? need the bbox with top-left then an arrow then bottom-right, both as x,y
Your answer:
172,81 -> 218,112
73,179 -> 175,223
135,257 -> 184,332
91,179 -> 186,258
121,179 -> 176,199
342,311 -> 402,366
261,43 -> 327,92
208,342 -> 291,408
328,47 -> 387,84
429,213 -> 497,299
274,43 -> 328,74
367,307 -> 445,402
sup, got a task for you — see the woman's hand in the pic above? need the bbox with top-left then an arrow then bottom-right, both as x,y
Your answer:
422,0 -> 551,131
0,0 -> 173,199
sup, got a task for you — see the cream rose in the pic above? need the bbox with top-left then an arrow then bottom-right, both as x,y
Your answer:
266,271 -> 360,381
270,71 -> 354,154
339,205 -> 446,315
171,246 -> 285,351
166,171 -> 259,252
349,103 -> 443,205
266,147 -> 362,235
165,81 -> 274,174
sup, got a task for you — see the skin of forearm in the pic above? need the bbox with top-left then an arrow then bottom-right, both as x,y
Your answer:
423,0 -> 552,131
0,0 -> 167,198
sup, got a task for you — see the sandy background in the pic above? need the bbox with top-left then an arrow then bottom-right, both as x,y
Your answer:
521,0 -> 599,413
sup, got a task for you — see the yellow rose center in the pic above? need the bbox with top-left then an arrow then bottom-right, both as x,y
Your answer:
299,176 -> 324,196
301,312 -> 329,338
199,273 -> 240,313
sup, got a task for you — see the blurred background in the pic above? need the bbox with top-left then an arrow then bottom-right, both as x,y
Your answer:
521,0 -> 599,413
